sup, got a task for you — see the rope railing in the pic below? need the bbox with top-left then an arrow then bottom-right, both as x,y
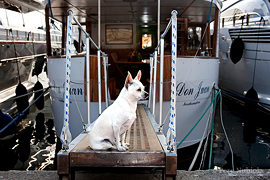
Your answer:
71,12 -> 107,58
60,10 -> 109,149
149,10 -> 177,152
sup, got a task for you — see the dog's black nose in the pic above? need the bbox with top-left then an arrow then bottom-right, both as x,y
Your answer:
142,90 -> 149,100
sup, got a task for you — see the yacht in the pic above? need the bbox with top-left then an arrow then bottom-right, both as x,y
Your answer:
46,0 -> 222,170
0,0 -> 61,114
219,0 -> 270,110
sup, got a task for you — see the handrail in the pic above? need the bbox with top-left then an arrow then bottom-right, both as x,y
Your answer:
70,11 -> 107,58
60,10 -> 109,149
222,12 -> 265,27
222,12 -> 262,20
154,18 -> 172,51
149,10 -> 177,151
148,54 -> 154,109
60,10 -> 73,150
69,10 -> 108,115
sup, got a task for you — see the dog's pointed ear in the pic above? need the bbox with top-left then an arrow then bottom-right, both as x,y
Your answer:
135,70 -> 142,81
125,71 -> 133,89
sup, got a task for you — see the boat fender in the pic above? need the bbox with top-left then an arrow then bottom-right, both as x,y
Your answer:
34,112 -> 45,142
34,81 -> 44,110
17,130 -> 31,162
244,86 -> 258,143
15,82 -> 29,118
0,110 -> 16,138
230,37 -> 244,64
245,86 -> 258,104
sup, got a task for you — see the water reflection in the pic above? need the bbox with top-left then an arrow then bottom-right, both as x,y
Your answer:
0,98 -> 56,171
213,96 -> 270,170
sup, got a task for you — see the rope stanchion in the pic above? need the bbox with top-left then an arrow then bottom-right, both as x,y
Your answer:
166,10 -> 178,152
60,10 -> 73,150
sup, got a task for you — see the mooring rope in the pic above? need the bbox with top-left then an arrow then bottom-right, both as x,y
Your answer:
0,87 -> 50,135
176,89 -> 221,148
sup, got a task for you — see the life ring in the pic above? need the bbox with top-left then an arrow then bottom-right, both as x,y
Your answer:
230,37 -> 244,64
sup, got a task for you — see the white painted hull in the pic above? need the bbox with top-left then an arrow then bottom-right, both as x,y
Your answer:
47,56 -> 107,139
219,34 -> 270,108
150,57 -> 219,148
48,56 -> 219,149
219,0 -> 270,109
219,7 -> 270,109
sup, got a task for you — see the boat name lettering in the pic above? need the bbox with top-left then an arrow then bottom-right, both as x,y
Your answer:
176,81 -> 210,100
69,88 -> 83,96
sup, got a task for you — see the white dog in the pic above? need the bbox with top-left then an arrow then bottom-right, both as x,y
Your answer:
88,70 -> 147,151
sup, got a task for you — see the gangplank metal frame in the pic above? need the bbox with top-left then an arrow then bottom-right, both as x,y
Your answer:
57,105 -> 177,180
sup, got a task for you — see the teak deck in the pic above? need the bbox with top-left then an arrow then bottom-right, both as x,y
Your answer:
57,105 -> 177,180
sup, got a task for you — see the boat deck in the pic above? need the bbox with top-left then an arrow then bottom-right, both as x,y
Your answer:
57,105 -> 176,180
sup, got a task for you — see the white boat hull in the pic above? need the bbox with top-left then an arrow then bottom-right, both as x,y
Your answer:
219,0 -> 270,110
150,57 -> 219,148
219,27 -> 270,109
47,56 -> 107,139
48,56 -> 219,149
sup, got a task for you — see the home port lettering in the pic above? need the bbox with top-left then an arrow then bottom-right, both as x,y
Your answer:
176,81 -> 210,101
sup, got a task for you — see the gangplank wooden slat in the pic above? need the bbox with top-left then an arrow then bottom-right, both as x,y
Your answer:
69,104 -> 165,168
72,104 -> 162,152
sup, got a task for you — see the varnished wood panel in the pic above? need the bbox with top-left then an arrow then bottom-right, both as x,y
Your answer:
152,55 -> 172,102
84,56 -> 107,102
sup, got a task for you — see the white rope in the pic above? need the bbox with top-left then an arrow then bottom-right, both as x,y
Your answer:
220,92 -> 235,171
199,115 -> 212,170
60,10 -> 72,149
166,10 -> 177,151
188,88 -> 214,171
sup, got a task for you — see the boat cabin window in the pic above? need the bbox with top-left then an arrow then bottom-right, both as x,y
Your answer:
142,34 -> 152,49
187,27 -> 201,50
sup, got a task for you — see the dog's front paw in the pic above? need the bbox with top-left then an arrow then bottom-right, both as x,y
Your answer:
117,146 -> 126,152
122,143 -> 130,150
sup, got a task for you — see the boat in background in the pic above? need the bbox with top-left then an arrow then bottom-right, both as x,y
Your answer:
219,0 -> 270,110
46,0 -> 222,170
0,0 -> 61,114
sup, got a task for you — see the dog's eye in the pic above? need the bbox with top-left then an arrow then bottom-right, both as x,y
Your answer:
137,88 -> 141,92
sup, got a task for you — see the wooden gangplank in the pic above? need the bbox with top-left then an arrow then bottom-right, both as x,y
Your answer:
57,105 -> 177,180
